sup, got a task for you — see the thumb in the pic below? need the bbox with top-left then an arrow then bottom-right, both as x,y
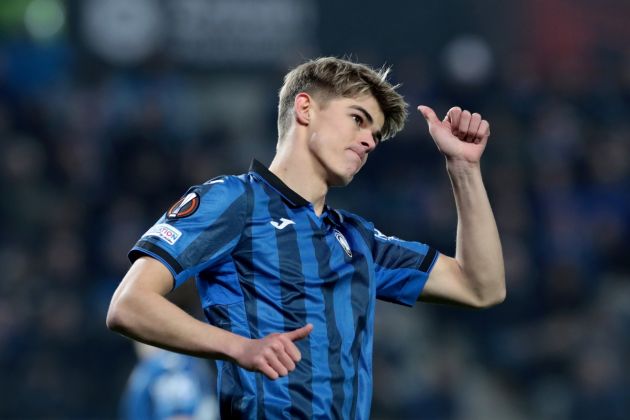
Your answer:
284,323 -> 313,342
417,105 -> 439,124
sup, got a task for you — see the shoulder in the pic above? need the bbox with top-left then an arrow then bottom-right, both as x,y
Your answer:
190,175 -> 250,207
336,209 -> 377,245
163,174 -> 251,223
337,208 -> 410,246
198,174 -> 249,196
337,209 -> 374,231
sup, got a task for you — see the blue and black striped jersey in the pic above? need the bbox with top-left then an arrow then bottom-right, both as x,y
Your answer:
129,159 -> 439,419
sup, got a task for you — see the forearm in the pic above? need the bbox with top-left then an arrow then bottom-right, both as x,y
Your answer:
107,257 -> 312,380
447,159 -> 505,305
107,282 -> 244,362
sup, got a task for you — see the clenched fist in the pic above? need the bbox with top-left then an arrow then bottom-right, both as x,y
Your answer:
233,324 -> 313,380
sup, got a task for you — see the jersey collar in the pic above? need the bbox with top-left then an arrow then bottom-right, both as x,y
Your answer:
249,159 -> 310,207
249,159 -> 345,226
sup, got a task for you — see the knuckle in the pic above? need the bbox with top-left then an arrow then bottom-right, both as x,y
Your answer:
279,334 -> 292,344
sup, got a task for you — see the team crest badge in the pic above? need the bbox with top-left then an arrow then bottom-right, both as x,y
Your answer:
333,229 -> 352,258
167,192 -> 199,219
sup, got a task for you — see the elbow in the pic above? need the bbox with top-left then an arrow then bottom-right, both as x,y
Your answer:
466,272 -> 506,309
106,300 -> 124,332
475,279 -> 506,308
483,287 -> 506,308
106,294 -> 134,333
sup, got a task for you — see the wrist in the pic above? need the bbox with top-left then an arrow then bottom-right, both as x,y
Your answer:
219,330 -> 248,363
445,157 -> 481,175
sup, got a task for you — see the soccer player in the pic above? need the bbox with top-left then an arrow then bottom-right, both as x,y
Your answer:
107,57 -> 505,419
121,342 -> 218,420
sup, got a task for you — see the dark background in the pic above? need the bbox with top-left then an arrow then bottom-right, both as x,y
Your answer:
1,0 -> 629,418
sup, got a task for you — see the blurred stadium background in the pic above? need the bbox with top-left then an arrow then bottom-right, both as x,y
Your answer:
1,0 -> 630,418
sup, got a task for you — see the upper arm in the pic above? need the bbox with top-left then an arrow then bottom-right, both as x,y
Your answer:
119,256 -> 175,296
107,256 -> 175,331
110,257 -> 174,310
419,253 -> 482,307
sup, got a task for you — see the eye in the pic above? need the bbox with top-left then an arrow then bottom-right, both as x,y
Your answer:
352,114 -> 364,127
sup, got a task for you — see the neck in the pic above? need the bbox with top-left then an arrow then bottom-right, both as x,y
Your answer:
269,137 -> 328,215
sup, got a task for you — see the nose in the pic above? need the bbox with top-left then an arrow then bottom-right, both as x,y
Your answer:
360,131 -> 377,153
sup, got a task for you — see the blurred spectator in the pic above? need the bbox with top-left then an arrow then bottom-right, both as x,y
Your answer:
121,343 -> 218,420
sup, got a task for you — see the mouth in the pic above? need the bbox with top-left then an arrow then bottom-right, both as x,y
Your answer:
347,148 -> 365,163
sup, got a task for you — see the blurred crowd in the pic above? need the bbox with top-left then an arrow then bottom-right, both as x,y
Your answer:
2,1 -> 630,419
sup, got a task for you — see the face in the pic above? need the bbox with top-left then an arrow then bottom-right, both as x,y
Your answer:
307,94 -> 385,186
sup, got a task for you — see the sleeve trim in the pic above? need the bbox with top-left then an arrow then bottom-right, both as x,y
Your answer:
130,240 -> 184,274
418,247 -> 438,273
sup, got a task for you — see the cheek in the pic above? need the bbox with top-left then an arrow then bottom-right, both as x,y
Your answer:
308,133 -> 333,163
310,129 -> 338,152
308,132 -> 322,151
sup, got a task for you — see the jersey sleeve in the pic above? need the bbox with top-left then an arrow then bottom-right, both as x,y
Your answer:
372,227 -> 439,307
129,176 -> 247,289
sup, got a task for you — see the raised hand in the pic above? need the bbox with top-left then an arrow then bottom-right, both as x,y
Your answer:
234,324 -> 313,380
418,105 -> 491,164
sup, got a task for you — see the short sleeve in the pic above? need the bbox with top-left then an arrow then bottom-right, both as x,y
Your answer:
372,227 -> 439,306
129,176 -> 247,289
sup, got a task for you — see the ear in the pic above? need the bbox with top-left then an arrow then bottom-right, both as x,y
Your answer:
294,93 -> 312,126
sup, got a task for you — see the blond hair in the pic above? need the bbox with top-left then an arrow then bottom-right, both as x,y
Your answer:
277,57 -> 408,142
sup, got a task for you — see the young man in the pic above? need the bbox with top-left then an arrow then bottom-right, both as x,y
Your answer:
107,57 -> 505,419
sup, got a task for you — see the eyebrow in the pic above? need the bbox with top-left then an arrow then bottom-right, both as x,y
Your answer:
349,105 -> 383,143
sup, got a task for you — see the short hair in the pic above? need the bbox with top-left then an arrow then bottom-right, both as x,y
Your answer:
277,57 -> 408,142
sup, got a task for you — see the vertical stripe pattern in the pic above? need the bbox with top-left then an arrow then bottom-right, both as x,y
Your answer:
345,225 -> 371,419
234,182 -> 267,420
269,194 -> 313,419
130,164 -> 439,420
204,305 -> 246,419
308,217 -> 346,419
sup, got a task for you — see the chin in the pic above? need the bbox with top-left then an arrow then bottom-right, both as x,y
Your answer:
328,171 -> 355,187
323,159 -> 360,187
334,178 -> 353,187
